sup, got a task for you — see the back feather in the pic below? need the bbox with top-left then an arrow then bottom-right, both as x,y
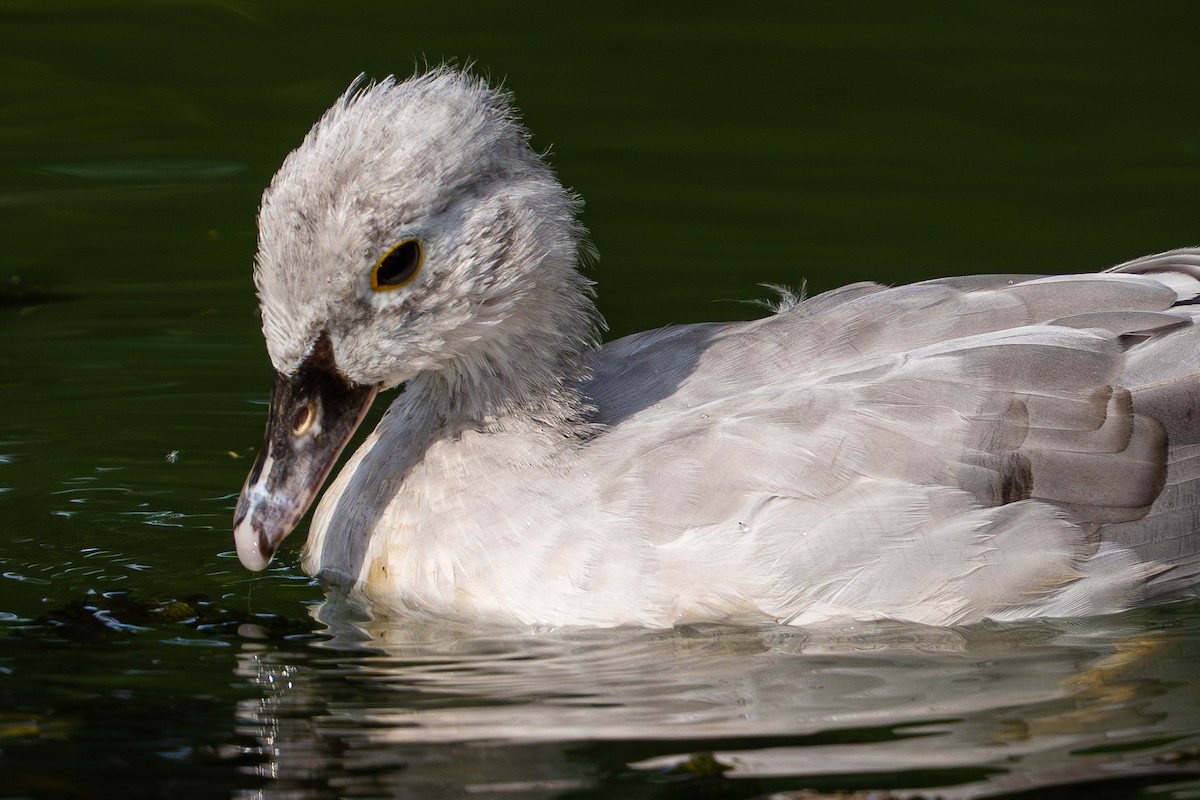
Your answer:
585,247 -> 1200,623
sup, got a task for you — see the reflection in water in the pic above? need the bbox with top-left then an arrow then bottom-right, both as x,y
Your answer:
233,599 -> 1200,798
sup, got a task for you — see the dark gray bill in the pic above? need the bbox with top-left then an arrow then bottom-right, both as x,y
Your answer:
233,335 -> 377,571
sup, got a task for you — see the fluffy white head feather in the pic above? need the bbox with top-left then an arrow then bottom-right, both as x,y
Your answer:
254,69 -> 601,423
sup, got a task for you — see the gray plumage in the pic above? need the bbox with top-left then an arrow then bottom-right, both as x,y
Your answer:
233,68 -> 1200,627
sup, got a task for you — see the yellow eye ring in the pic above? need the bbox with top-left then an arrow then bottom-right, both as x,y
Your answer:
371,239 -> 423,291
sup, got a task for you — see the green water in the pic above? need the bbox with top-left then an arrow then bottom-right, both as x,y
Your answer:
3,3 -> 1200,797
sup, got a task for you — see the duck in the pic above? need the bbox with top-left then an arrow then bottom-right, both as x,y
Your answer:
233,68 -> 1200,628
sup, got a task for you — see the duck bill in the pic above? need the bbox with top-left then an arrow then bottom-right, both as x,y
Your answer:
233,336 -> 378,571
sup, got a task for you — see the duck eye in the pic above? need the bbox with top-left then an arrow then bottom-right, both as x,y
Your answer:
371,239 -> 423,290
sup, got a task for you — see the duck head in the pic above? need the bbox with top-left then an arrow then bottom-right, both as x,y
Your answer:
233,69 -> 599,571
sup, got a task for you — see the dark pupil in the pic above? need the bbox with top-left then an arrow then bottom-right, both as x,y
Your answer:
377,241 -> 420,286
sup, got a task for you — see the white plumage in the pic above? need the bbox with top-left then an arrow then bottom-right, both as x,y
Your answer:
233,68 -> 1200,628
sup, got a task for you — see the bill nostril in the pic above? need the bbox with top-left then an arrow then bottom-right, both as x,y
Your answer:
292,401 -> 316,436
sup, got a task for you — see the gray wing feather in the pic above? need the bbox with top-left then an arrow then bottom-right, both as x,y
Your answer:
582,247 -> 1200,621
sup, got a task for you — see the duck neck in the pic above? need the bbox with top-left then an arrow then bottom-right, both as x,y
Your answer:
404,271 -> 604,436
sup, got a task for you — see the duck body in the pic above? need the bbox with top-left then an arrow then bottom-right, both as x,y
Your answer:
235,69 -> 1200,627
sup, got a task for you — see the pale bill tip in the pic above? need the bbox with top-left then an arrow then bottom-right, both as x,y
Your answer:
234,514 -> 274,571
